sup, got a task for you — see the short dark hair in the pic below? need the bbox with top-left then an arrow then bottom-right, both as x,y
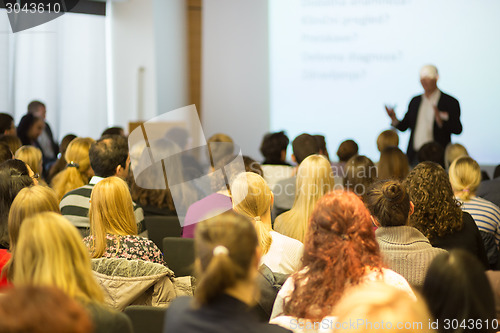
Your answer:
101,126 -> 125,137
337,139 -> 359,162
27,100 -> 45,114
0,113 -> 14,134
0,143 -> 12,164
89,135 -> 128,178
418,141 -> 445,168
260,131 -> 289,164
423,250 -> 496,333
292,133 -> 319,164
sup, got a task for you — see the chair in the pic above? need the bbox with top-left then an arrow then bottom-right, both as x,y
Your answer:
124,305 -> 166,333
163,237 -> 195,277
144,215 -> 182,252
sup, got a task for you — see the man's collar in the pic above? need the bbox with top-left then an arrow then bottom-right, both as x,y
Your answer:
89,176 -> 105,185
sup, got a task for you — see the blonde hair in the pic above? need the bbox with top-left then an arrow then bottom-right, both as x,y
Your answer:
444,143 -> 468,170
449,156 -> 481,201
88,177 -> 137,258
8,186 -> 60,253
333,282 -> 433,333
11,212 -> 104,303
232,172 -> 273,254
207,133 -> 234,167
274,155 -> 335,242
51,137 -> 95,200
15,145 -> 42,176
377,129 -> 399,152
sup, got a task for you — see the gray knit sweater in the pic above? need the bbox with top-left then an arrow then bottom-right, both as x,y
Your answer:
376,226 -> 447,288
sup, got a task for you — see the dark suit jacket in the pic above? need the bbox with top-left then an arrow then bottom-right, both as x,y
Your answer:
396,91 -> 462,162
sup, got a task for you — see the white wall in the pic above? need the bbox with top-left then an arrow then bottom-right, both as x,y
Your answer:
202,0 -> 269,160
109,0 -> 157,129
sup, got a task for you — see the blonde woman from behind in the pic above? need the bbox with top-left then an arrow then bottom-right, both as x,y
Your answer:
232,172 -> 304,274
14,145 -> 44,185
11,212 -> 133,333
274,155 -> 335,243
50,137 -> 95,200
449,156 -> 500,268
84,176 -> 164,265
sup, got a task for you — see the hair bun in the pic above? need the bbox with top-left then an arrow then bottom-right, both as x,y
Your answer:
382,182 -> 404,203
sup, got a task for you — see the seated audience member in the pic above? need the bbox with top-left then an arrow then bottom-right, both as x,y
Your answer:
83,177 -> 164,265
478,169 -> 500,209
130,137 -> 198,216
423,250 -> 496,333
11,212 -> 133,333
51,137 -> 95,200
333,283 -> 434,333
485,270 -> 500,320
27,101 -> 59,170
444,142 -> 468,170
365,180 -> 446,288
207,132 -> 234,167
0,142 -> 12,163
0,134 -> 22,157
260,131 -> 294,192
101,126 -> 125,137
14,145 -> 44,184
232,172 -> 304,274
182,154 -> 262,238
377,146 -> 409,181
332,139 -> 358,178
270,191 -> 414,329
0,159 -> 35,250
60,135 -> 144,236
2,186 -> 60,284
274,155 -> 334,243
164,126 -> 204,180
0,113 -> 16,136
16,113 -> 45,148
417,141 -> 445,168
343,155 -> 377,197
403,162 -> 489,267
274,133 -> 320,215
0,286 -> 93,333
164,211 -> 290,333
376,129 -> 399,152
314,134 -> 330,161
260,131 -> 291,166
449,156 -> 500,268
47,134 -> 77,184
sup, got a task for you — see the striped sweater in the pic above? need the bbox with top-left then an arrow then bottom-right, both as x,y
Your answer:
60,176 -> 145,235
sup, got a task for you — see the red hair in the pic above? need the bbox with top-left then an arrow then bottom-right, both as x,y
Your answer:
284,190 -> 383,321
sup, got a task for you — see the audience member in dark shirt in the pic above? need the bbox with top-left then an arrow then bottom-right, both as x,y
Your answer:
164,211 -> 290,333
403,162 -> 488,267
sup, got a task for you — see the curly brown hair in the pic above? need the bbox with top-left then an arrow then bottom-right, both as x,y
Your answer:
403,161 -> 462,240
283,190 -> 383,321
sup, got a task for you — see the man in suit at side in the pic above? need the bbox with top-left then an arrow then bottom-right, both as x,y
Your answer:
385,65 -> 463,164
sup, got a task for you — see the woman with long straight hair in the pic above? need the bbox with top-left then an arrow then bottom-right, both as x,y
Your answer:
83,176 -> 164,264
274,155 -> 335,243
50,137 -> 95,200
11,212 -> 132,333
232,172 -> 303,274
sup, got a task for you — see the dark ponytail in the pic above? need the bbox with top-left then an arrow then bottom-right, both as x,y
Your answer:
194,211 -> 258,306
365,180 -> 410,227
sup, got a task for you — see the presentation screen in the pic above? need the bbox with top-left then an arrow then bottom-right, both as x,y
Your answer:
269,0 -> 500,164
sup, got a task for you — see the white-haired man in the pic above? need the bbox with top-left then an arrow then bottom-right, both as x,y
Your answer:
385,65 -> 463,164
